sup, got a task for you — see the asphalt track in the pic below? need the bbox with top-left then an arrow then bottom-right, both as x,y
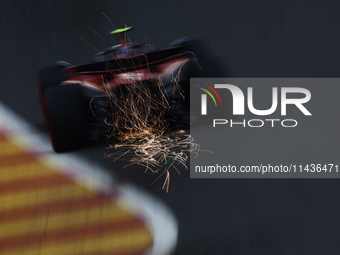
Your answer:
1,1 -> 340,254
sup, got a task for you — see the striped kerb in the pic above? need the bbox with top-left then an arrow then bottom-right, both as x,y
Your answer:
0,133 -> 153,255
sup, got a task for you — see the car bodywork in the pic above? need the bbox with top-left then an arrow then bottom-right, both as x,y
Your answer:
38,29 -> 227,152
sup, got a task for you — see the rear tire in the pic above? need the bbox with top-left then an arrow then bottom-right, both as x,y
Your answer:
44,84 -> 90,152
38,65 -> 69,93
180,39 -> 214,59
38,65 -> 70,125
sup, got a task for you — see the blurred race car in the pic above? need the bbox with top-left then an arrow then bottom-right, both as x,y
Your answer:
38,27 -> 227,152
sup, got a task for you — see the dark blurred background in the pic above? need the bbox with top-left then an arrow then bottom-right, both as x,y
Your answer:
1,1 -> 340,254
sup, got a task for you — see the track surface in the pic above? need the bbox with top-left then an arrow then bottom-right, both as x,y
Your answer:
1,1 -> 340,254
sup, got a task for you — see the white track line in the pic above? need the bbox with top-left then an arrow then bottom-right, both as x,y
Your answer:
0,102 -> 178,255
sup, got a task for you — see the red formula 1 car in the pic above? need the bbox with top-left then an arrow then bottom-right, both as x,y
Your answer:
38,27 -> 227,152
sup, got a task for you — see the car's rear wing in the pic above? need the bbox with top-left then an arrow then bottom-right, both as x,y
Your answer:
65,46 -> 193,75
